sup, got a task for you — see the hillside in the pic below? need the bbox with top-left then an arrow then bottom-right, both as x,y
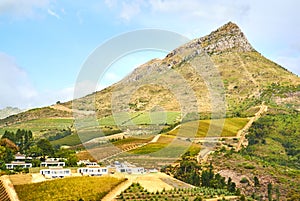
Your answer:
64,22 -> 300,119
1,22 -> 300,136
1,22 -> 300,200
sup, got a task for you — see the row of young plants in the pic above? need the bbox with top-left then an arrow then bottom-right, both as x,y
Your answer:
117,183 -> 234,201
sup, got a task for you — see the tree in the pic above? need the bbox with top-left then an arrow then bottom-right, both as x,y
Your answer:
275,186 -> 280,201
254,176 -> 260,187
2,129 -> 34,153
65,154 -> 78,167
2,130 -> 15,142
201,170 -> 211,187
0,138 -> 18,152
227,178 -> 236,193
37,139 -> 54,157
267,183 -> 273,201
0,145 -> 15,164
28,145 -> 43,157
193,196 -> 202,201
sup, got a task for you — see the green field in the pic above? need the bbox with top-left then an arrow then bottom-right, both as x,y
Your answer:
168,118 -> 249,137
129,135 -> 201,157
99,111 -> 181,126
51,126 -> 121,147
0,118 -> 73,137
14,176 -> 126,201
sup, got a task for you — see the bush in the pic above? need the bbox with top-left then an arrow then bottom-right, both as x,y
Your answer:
240,177 -> 249,184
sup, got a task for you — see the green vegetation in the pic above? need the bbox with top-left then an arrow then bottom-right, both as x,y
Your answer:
15,176 -> 126,201
0,118 -> 73,138
50,126 -> 121,147
168,118 -> 248,137
245,113 -> 300,169
112,137 -> 151,148
0,129 -> 79,171
162,159 -> 239,196
116,182 -> 235,201
0,107 -> 72,127
211,113 -> 300,200
99,111 -> 181,126
2,129 -> 33,154
129,135 -> 201,158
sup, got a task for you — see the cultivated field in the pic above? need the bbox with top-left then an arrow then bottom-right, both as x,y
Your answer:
14,176 -> 126,201
0,118 -> 73,137
167,118 -> 249,137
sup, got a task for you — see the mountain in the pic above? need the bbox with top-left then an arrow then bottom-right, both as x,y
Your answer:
0,107 -> 22,120
64,22 -> 300,119
1,22 -> 300,127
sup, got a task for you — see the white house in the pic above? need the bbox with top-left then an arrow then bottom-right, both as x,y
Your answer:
5,161 -> 32,169
77,167 -> 108,176
14,153 -> 32,161
40,168 -> 71,178
116,166 -> 145,174
77,160 -> 98,166
40,161 -> 65,167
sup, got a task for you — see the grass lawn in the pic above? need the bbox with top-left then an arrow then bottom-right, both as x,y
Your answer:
14,176 -> 126,201
168,118 -> 249,137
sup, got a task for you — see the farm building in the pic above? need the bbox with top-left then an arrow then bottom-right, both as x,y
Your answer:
5,161 -> 32,169
40,168 -> 71,178
77,160 -> 98,166
14,153 -> 32,161
116,166 -> 145,174
77,167 -> 108,176
114,161 -> 145,174
40,161 -> 65,167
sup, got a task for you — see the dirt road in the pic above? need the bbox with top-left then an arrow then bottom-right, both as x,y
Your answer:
102,172 -> 194,201
236,103 -> 268,151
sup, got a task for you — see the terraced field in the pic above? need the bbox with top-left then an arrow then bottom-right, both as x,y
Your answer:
128,135 -> 201,157
167,118 -> 249,138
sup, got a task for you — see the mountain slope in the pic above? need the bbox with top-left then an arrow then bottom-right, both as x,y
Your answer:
65,22 -> 300,119
1,22 -> 300,132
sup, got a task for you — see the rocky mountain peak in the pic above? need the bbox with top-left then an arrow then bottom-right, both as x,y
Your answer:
197,21 -> 255,54
122,22 -> 258,84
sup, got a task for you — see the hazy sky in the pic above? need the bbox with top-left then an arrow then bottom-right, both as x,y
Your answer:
0,0 -> 299,109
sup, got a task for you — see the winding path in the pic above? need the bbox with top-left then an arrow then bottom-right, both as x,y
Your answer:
236,103 -> 268,151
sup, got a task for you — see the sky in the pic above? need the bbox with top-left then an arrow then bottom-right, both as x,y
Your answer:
0,0 -> 299,109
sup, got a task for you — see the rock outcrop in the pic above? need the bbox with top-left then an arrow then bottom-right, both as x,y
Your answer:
198,21 -> 255,54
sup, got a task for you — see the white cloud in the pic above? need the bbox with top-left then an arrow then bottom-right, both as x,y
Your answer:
148,0 -> 249,22
0,0 -> 50,18
104,0 -> 118,8
0,52 -> 76,109
47,8 -> 60,19
0,53 -> 37,109
76,10 -> 84,24
120,0 -> 144,21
